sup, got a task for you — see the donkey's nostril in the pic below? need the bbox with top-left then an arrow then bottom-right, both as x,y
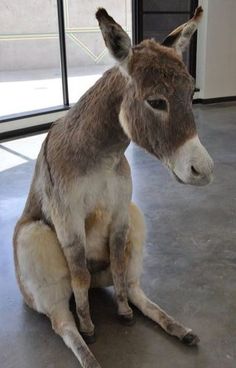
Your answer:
191,165 -> 201,176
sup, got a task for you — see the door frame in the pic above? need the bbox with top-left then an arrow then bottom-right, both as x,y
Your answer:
132,0 -> 199,77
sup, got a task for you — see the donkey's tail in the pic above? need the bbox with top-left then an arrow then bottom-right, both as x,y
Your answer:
50,302 -> 101,368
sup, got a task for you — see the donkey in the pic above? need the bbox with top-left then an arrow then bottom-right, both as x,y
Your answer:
13,6 -> 213,368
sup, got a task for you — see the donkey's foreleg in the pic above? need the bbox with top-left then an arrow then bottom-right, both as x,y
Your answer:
54,218 -> 94,341
109,216 -> 133,322
128,285 -> 199,345
64,242 -> 94,339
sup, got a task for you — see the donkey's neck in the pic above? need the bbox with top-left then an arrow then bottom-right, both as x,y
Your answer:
62,67 -> 130,172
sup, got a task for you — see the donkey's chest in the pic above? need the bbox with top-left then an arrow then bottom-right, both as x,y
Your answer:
69,170 -> 132,217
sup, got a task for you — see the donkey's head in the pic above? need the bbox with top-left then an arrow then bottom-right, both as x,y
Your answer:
96,7 -> 213,186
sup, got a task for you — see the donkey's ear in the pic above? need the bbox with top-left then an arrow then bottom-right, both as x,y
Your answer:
96,8 -> 132,68
162,6 -> 203,57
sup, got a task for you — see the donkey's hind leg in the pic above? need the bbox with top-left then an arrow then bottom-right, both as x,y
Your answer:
15,220 -> 101,368
126,202 -> 200,346
50,301 -> 101,368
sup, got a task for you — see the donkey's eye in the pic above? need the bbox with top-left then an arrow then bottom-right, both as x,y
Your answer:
147,99 -> 167,111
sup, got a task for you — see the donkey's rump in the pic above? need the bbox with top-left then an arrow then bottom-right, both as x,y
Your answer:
15,220 -> 71,314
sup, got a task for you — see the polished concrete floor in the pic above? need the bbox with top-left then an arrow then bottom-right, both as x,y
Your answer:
0,102 -> 236,368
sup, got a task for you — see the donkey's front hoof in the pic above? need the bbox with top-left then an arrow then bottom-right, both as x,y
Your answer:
118,313 -> 136,326
182,332 -> 200,346
81,331 -> 96,345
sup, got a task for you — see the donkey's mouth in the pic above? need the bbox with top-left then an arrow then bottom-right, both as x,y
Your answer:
172,171 -> 186,184
172,169 -> 214,186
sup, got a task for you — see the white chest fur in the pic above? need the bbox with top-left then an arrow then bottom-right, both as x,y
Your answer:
68,167 -> 132,219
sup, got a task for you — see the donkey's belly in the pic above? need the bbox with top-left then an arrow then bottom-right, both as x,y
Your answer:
87,258 -> 110,273
85,207 -> 111,274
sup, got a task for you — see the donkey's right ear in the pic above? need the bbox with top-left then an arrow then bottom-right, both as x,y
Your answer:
96,8 -> 132,70
162,6 -> 203,57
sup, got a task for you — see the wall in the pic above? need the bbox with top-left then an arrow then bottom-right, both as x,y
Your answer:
196,0 -> 236,99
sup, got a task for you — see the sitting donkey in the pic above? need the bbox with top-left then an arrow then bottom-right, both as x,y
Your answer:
13,6 -> 213,368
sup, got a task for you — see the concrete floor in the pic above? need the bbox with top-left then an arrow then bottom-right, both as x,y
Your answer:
0,102 -> 236,368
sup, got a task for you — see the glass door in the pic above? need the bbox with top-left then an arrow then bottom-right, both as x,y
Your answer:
0,0 -> 132,138
133,0 -> 198,78
0,1 -> 63,118
64,0 -> 132,104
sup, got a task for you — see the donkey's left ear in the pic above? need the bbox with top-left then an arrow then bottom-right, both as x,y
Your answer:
162,6 -> 203,57
96,8 -> 132,71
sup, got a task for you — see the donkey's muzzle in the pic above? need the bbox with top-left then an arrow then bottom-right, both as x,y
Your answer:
170,135 -> 214,186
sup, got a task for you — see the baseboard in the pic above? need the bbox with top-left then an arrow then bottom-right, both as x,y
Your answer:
193,96 -> 236,104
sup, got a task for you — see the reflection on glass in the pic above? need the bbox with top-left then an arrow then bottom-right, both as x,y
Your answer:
0,1 -> 63,117
65,0 -> 132,104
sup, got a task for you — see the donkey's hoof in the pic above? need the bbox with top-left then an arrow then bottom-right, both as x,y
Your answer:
118,314 -> 136,326
81,331 -> 96,345
182,332 -> 200,346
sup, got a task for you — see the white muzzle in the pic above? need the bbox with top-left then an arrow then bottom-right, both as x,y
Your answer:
169,135 -> 214,186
